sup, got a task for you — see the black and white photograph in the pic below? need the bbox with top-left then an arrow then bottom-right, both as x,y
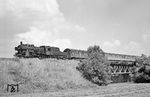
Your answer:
0,0 -> 150,97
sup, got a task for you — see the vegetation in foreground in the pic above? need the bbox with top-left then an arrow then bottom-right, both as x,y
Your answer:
131,54 -> 150,83
0,58 -> 96,94
76,45 -> 112,86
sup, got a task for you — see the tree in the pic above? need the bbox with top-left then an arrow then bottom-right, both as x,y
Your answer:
131,54 -> 150,83
76,45 -> 111,86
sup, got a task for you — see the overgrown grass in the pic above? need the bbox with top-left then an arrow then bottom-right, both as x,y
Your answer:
0,58 -> 96,94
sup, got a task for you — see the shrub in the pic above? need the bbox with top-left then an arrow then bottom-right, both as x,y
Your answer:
131,54 -> 150,83
76,45 -> 111,86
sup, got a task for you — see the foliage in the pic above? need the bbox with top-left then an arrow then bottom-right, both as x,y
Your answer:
76,45 -> 111,86
0,58 -> 96,93
135,54 -> 150,66
131,54 -> 150,83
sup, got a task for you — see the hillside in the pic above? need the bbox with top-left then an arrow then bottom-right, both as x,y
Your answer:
0,58 -> 96,94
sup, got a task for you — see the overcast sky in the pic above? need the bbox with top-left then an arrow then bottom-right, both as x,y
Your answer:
1,0 -> 150,57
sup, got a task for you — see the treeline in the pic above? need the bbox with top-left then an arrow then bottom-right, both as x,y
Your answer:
131,54 -> 150,83
76,45 -> 150,86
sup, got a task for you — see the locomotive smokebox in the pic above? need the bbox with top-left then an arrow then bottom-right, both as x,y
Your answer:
20,41 -> 23,45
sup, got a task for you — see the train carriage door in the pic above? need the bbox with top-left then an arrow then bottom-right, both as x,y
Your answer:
45,47 -> 49,55
47,47 -> 51,55
25,49 -> 29,57
63,49 -> 71,59
42,46 -> 47,55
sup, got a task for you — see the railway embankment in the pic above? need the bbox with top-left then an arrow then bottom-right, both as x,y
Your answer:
0,58 -> 96,94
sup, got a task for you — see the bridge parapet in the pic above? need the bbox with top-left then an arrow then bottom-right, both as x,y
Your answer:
105,53 -> 138,62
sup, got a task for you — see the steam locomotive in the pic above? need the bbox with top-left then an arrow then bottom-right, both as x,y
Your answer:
14,42 -> 88,59
15,42 -> 137,61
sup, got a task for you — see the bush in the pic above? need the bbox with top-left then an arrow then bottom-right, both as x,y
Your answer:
76,45 -> 111,86
131,54 -> 150,83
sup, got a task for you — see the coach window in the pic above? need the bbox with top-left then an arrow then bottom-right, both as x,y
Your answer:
48,48 -> 51,51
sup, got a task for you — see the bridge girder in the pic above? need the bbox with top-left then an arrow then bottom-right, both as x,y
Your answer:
110,60 -> 135,75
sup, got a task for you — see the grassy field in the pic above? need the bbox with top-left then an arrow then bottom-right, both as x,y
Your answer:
1,83 -> 150,97
0,58 -> 150,97
0,58 -> 96,94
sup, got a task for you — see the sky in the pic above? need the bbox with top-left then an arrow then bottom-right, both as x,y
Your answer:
0,0 -> 150,57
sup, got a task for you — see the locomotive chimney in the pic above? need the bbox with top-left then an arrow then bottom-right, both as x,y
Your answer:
20,41 -> 23,45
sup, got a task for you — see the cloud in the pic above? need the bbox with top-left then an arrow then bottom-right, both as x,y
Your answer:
102,40 -> 145,55
74,25 -> 86,33
143,32 -> 150,43
51,39 -> 72,50
102,40 -> 121,48
3,0 -> 86,51
16,27 -> 72,50
1,0 -> 150,57
123,41 -> 144,55
102,40 -> 121,53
